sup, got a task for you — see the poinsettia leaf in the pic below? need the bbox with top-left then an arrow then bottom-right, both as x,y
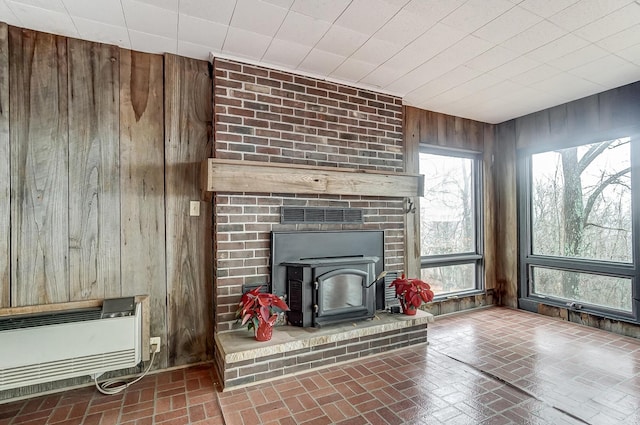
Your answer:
260,305 -> 270,322
411,294 -> 422,308
267,315 -> 278,325
241,313 -> 252,326
272,297 -> 290,311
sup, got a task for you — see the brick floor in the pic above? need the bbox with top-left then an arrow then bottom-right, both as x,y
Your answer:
2,307 -> 640,423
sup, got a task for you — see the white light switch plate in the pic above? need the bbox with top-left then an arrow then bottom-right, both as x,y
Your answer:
189,201 -> 200,216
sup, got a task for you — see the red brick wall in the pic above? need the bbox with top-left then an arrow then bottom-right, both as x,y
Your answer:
213,58 -> 405,331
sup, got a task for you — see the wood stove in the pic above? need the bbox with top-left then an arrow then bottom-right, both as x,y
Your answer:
271,230 -> 385,328
283,256 -> 378,327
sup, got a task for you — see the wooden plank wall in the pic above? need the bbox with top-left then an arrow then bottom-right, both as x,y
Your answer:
403,106 -> 498,296
120,49 -> 169,369
0,24 -> 8,308
9,28 -> 69,305
68,38 -> 121,301
164,54 -> 213,366
0,25 -> 214,389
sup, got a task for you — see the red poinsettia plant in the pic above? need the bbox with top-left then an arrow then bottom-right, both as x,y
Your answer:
389,274 -> 434,315
236,286 -> 289,341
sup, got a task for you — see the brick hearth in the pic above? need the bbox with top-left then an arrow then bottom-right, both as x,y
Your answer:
215,311 -> 433,389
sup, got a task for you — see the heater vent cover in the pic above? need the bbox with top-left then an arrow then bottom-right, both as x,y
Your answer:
384,271 -> 400,309
281,207 -> 363,224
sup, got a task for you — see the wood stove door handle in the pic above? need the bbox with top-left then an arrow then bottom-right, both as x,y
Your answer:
314,305 -> 318,313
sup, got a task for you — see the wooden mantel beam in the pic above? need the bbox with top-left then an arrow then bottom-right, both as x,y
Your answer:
202,158 -> 424,198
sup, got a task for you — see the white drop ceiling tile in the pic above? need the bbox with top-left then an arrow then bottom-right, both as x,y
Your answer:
435,35 -> 494,67
0,1 -> 21,25
525,33 -> 589,63
386,52 -> 467,94
297,48 -> 346,76
351,37 -> 402,64
441,0 -> 515,34
178,15 -> 227,49
489,55 -> 541,79
547,44 -> 608,70
402,0 -> 467,20
335,0 -> 405,36
385,23 -> 467,72
223,26 -> 272,59
135,0 -> 178,12
62,0 -> 125,27
372,9 -> 434,47
530,72 -> 603,98
275,10 -> 331,46
230,0 -> 287,37
73,17 -> 130,48
573,3 -> 640,43
464,46 -> 518,73
330,57 -> 377,82
263,38 -> 311,68
500,20 -> 566,55
290,0 -> 351,23
315,25 -> 369,57
596,24 -> 640,52
179,0 -> 236,25
509,64 -> 561,86
359,64 -> 406,88
405,66 -> 481,101
7,2 -> 78,38
122,0 -> 178,39
474,6 -> 542,44
617,43 -> 640,66
128,29 -> 177,54
549,0 -> 632,32
10,0 -> 64,12
430,73 -> 503,104
568,54 -> 639,86
263,0 -> 294,8
518,0 -> 579,18
177,40 -> 212,60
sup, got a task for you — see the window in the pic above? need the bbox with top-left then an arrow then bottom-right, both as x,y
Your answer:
419,149 -> 483,297
520,137 -> 639,320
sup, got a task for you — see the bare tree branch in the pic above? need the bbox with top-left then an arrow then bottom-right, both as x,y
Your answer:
583,167 -> 631,227
577,142 -> 610,174
584,222 -> 629,233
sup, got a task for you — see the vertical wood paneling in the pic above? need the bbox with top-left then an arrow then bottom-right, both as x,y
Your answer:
495,121 -> 518,308
403,106 -> 421,278
119,49 -> 168,368
164,54 -> 213,366
67,38 -> 121,300
482,124 -> 496,292
9,28 -> 69,305
516,82 -> 640,151
0,23 -> 8,307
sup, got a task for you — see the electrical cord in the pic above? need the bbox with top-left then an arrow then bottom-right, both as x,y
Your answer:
94,343 -> 158,395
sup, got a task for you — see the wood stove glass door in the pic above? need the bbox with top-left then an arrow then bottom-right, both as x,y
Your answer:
316,268 -> 368,317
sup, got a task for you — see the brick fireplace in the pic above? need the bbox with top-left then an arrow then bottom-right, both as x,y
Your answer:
211,58 -> 431,388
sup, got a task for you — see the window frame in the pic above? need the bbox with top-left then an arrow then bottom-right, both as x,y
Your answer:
419,147 -> 484,299
518,132 -> 640,322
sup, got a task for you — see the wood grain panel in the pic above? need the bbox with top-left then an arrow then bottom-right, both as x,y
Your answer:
164,54 -> 213,366
402,105 -> 421,278
495,121 -> 518,308
482,124 -> 496,292
204,159 -> 423,198
0,23 -> 8,307
9,27 -> 69,306
119,49 -> 168,368
516,82 -> 640,151
67,38 -> 121,301
405,106 -> 484,152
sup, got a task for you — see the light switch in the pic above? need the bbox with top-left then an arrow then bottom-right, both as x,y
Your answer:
189,201 -> 200,216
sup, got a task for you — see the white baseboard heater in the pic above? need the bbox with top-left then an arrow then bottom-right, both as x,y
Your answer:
0,298 -> 143,391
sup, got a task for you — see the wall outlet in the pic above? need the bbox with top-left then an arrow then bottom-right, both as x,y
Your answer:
150,337 -> 161,353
